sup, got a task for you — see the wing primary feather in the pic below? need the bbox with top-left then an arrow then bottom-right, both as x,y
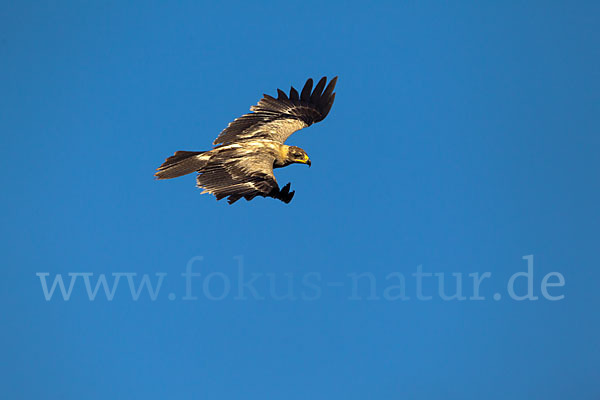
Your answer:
311,76 -> 327,103
289,86 -> 299,101
300,78 -> 313,102
320,93 -> 336,120
277,89 -> 288,100
212,76 -> 337,145
320,76 -> 338,106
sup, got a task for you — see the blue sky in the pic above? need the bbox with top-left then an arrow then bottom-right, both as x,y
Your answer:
1,1 -> 599,399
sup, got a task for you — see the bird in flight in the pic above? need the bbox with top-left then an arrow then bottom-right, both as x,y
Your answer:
155,76 -> 338,204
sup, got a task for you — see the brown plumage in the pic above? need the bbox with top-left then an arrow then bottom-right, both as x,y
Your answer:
155,76 -> 337,204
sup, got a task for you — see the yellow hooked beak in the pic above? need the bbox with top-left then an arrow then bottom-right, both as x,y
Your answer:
299,154 -> 311,167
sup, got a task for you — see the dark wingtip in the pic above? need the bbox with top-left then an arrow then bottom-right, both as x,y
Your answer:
284,191 -> 295,204
310,77 -> 328,103
274,182 -> 295,204
300,78 -> 313,102
322,76 -> 338,100
320,93 -> 336,120
289,86 -> 299,101
277,89 -> 288,100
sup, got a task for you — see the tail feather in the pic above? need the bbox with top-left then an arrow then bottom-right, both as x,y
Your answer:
155,151 -> 208,179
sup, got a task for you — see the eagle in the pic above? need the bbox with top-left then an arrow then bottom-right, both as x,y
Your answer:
155,76 -> 338,204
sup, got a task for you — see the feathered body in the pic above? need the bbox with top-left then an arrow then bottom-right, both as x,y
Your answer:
155,77 -> 337,204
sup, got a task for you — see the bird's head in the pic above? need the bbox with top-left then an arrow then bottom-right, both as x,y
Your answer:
286,146 -> 311,167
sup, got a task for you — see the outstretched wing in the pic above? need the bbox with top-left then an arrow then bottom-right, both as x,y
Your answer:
196,147 -> 293,204
213,76 -> 337,146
